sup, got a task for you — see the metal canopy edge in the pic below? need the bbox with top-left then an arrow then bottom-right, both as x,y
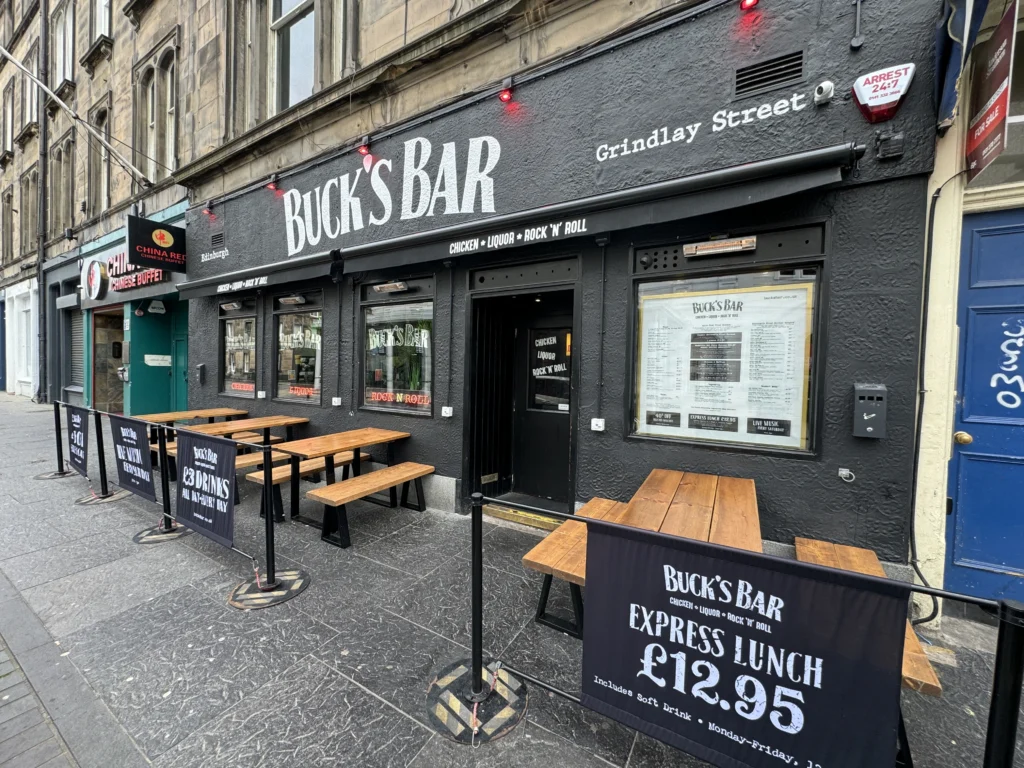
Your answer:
175,251 -> 334,299
341,142 -> 861,274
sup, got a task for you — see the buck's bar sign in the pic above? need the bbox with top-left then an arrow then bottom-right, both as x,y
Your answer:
127,215 -> 187,273
581,526 -> 909,768
66,405 -> 89,477
174,431 -> 237,548
108,415 -> 157,502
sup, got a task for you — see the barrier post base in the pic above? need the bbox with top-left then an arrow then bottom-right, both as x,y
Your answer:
228,568 -> 310,610
426,659 -> 527,745
132,523 -> 193,544
75,489 -> 133,506
34,469 -> 74,480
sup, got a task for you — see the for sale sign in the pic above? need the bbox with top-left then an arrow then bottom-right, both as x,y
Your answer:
66,406 -> 89,477
581,527 -> 909,768
174,431 -> 236,548
967,0 -> 1018,182
109,416 -> 157,502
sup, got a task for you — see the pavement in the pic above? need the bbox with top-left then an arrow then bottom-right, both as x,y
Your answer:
0,392 -> 1020,767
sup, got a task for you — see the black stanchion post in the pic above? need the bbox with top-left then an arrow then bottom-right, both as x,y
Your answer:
467,492 -> 488,702
93,410 -> 110,498
157,426 -> 173,531
53,401 -> 66,474
982,600 -> 1024,768
262,445 -> 278,588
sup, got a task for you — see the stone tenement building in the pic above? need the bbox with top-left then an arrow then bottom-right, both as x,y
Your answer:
0,0 -> 699,404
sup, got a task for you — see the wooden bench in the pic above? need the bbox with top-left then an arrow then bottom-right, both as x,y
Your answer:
306,462 -> 434,548
245,451 -> 370,521
522,470 -> 760,637
794,537 -> 942,698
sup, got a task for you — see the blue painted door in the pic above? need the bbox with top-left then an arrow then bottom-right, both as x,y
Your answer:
948,210 -> 1024,600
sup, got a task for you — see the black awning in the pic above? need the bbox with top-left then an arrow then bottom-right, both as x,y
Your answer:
175,251 -> 333,300
342,142 -> 862,275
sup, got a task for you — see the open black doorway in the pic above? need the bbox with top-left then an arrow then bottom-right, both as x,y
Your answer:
467,289 -> 575,509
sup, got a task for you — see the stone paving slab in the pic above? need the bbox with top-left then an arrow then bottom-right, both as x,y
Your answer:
0,394 -> 1022,768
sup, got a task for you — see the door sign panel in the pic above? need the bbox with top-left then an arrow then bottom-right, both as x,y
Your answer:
963,309 -> 1024,423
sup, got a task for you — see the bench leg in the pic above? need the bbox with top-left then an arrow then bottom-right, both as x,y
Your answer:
342,465 -> 349,481
534,574 -> 583,639
400,478 -> 427,512
895,708 -> 914,768
321,503 -> 352,549
290,457 -> 301,519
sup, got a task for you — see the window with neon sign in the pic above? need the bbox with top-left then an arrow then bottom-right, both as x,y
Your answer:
362,301 -> 433,414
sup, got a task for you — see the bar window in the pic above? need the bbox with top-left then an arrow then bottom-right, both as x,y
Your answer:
633,268 -> 819,451
220,298 -> 257,397
363,301 -> 433,413
274,292 -> 322,404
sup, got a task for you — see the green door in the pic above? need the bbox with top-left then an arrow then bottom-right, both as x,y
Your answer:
171,334 -> 188,411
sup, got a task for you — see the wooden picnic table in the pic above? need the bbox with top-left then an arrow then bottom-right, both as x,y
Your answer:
523,469 -> 760,636
276,428 -> 411,521
180,415 -> 310,445
134,408 -> 248,424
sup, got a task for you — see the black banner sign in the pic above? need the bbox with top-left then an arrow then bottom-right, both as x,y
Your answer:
127,215 -> 186,272
581,527 -> 909,768
66,405 -> 89,477
174,431 -> 236,548
109,415 -> 157,502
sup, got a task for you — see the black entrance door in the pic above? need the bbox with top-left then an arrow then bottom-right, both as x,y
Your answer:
512,297 -> 573,502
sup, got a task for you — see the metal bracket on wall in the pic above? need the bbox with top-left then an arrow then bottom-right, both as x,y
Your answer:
850,0 -> 864,49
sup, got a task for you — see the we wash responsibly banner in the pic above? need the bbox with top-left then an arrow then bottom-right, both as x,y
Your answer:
581,528 -> 909,768
109,416 -> 157,502
66,406 -> 89,477
174,431 -> 236,548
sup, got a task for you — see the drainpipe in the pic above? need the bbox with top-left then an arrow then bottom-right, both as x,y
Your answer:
34,0 -> 49,403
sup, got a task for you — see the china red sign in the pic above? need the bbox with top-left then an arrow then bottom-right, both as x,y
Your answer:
967,0 -> 1018,182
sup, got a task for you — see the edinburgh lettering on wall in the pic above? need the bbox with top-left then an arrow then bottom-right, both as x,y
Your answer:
582,527 -> 909,768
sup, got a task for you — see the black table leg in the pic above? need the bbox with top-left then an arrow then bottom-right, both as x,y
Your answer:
263,427 -> 271,444
387,443 -> 397,507
286,425 -> 294,441
290,456 -> 301,518
352,448 -> 361,476
325,455 -> 336,485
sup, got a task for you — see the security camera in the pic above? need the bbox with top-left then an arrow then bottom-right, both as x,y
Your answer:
814,80 -> 835,106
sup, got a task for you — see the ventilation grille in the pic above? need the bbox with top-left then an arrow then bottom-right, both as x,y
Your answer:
211,231 -> 225,248
735,51 -> 804,98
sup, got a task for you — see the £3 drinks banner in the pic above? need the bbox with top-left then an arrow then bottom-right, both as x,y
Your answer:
581,527 -> 909,768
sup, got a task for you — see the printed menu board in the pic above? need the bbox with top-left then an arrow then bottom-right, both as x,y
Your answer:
636,283 -> 813,449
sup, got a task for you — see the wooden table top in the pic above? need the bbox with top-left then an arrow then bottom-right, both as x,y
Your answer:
794,537 -> 943,697
134,408 -> 248,424
277,428 -> 411,459
523,469 -> 761,586
179,415 -> 310,436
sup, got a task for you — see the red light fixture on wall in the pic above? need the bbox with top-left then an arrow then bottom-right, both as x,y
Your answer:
740,0 -> 759,9
357,135 -> 371,155
265,173 -> 278,191
498,77 -> 514,103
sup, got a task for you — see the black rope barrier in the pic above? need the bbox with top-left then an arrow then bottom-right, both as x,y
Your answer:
466,492 -> 1024,768
48,403 -> 279,589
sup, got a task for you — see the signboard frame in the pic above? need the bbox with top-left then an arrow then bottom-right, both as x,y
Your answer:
66,405 -> 89,477
108,415 -> 158,502
580,525 -> 910,768
173,430 -> 237,548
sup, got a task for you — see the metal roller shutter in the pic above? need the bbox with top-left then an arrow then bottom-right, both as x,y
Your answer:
69,309 -> 83,386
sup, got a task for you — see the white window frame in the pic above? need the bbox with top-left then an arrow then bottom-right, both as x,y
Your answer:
93,0 -> 109,39
21,45 -> 37,127
269,0 -> 315,114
